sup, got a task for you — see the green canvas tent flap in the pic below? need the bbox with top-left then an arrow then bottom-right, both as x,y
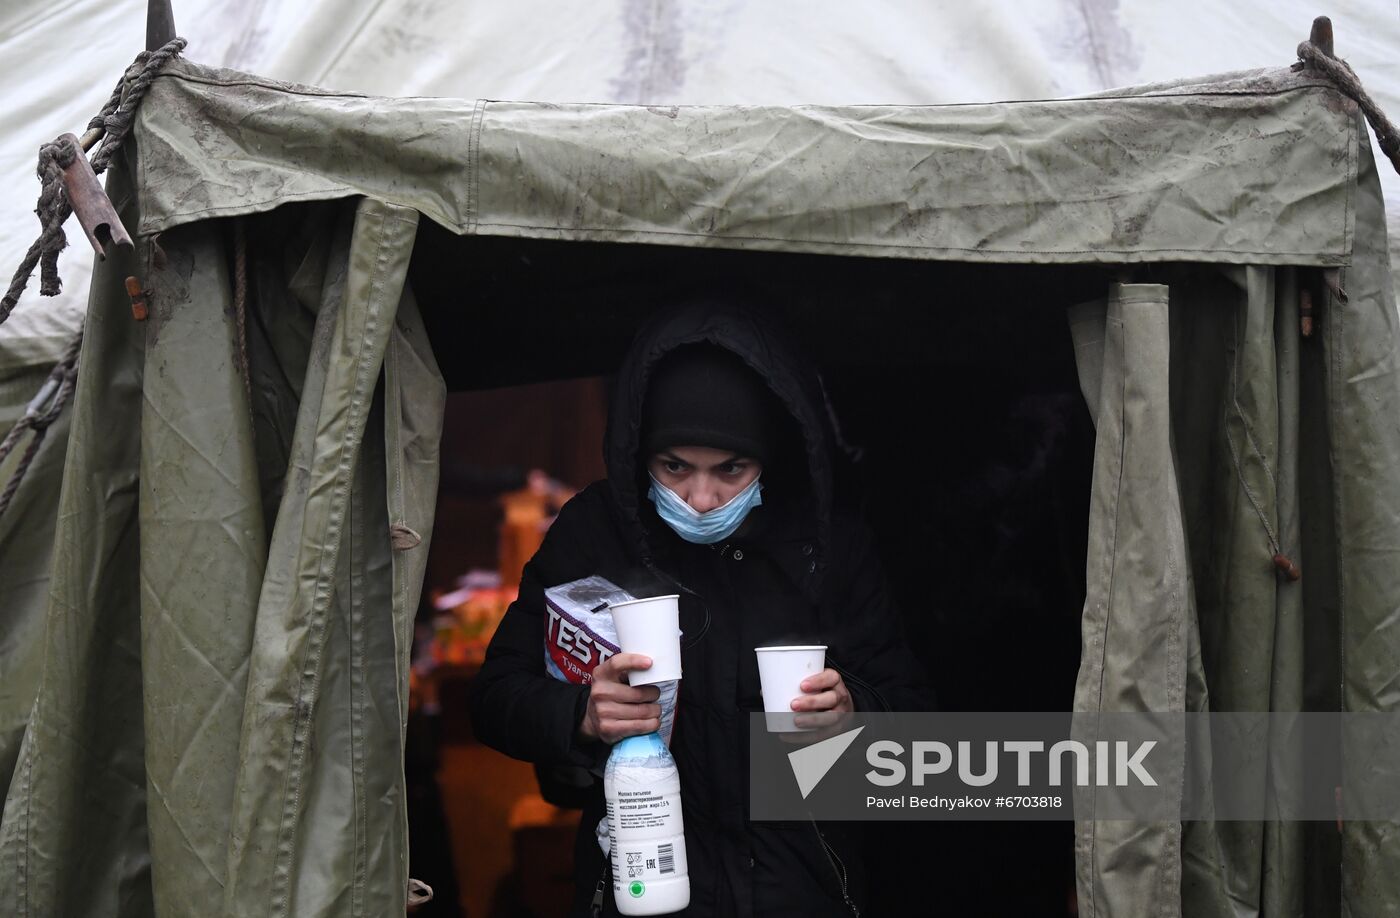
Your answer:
1,153 -> 444,917
0,286 -> 83,824
1,52 -> 1398,917
135,61 -> 1357,265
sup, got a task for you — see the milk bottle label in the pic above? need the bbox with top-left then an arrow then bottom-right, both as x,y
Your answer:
606,733 -> 689,910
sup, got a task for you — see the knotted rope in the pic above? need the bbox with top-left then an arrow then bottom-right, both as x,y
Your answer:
3,136 -> 80,326
0,325 -> 83,521
0,37 -> 185,521
1298,39 -> 1400,176
88,38 -> 187,174
0,37 -> 186,328
233,218 -> 251,406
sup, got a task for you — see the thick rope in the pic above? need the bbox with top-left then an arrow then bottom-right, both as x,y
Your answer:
88,38 -> 187,174
0,429 -> 46,523
1298,39 -> 1400,176
0,138 -> 78,327
86,66 -> 136,140
0,37 -> 186,328
233,218 -> 251,407
0,326 -> 83,521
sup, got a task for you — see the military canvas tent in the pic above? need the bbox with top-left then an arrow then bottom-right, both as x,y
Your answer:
2,33 -> 1399,918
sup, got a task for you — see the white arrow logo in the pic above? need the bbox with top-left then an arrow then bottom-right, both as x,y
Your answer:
787,727 -> 866,799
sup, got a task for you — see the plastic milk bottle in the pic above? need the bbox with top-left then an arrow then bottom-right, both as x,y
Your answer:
605,732 -> 690,914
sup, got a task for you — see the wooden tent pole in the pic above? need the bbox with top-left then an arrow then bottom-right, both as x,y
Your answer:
147,0 -> 176,52
1309,16 -> 1334,59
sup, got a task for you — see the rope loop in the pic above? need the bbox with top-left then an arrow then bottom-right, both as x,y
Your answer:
33,135 -> 80,298
0,38 -> 184,518
1297,39 -> 1400,176
0,37 -> 186,327
89,38 -> 186,174
0,325 -> 83,521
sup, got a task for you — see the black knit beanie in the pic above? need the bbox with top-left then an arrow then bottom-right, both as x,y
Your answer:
642,345 -> 778,463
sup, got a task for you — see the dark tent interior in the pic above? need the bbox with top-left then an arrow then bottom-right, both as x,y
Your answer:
403,224 -> 1107,916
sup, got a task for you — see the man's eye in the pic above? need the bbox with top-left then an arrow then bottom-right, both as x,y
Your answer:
663,461 -> 686,474
721,463 -> 746,476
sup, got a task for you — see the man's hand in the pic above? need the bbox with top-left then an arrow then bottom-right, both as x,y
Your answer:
793,667 -> 855,714
785,667 -> 856,734
577,653 -> 662,744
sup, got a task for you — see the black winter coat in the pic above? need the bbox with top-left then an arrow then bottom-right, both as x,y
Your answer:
471,303 -> 931,917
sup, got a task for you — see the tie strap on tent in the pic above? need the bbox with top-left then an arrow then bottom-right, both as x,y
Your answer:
406,877 -> 435,910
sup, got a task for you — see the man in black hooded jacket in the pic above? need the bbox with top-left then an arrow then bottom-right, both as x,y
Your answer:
471,300 -> 930,917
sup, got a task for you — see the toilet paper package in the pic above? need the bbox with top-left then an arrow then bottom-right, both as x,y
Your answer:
542,575 -> 680,745
543,576 -> 684,860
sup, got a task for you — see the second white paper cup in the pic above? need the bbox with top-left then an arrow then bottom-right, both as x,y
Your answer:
608,594 -> 683,686
756,645 -> 827,731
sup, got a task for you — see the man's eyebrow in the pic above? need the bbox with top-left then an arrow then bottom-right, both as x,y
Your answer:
658,451 -> 690,464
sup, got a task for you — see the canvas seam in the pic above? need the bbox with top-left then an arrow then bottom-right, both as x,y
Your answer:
387,316 -> 414,909
388,331 -> 411,730
1161,290 -> 1186,918
465,224 -> 1352,261
134,198 -> 1356,265
153,67 -> 1334,106
1224,300 -> 1282,553
468,100 -> 486,233
1344,108 -> 1356,261
1086,307 -> 1129,918
134,211 -> 1354,267
1329,265 -> 1349,915
268,205 -> 394,917
350,459 -> 368,918
18,733 -> 32,918
137,193 -> 423,234
1330,271 -> 1347,709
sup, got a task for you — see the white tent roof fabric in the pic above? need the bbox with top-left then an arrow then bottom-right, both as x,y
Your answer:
2,0 -> 1398,366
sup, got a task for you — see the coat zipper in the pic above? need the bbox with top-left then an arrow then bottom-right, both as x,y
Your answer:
589,861 -> 608,917
649,549 -> 862,915
812,820 -> 861,917
643,558 -> 712,647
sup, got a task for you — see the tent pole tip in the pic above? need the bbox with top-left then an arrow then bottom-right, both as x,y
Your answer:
1309,15 -> 1334,58
147,0 -> 177,51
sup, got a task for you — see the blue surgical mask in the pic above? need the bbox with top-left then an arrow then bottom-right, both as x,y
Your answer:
647,473 -> 764,544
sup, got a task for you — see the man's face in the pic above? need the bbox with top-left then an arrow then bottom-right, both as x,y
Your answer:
648,445 -> 762,513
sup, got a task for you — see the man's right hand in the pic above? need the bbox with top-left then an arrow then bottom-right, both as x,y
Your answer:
577,653 -> 662,744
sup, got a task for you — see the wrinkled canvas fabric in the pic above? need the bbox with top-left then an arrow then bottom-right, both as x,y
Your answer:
132,61 -> 1356,266
0,185 -> 443,917
0,254 -> 86,809
0,54 -> 1397,917
1065,141 -> 1400,916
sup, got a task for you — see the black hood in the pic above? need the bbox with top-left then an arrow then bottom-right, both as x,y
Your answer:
605,296 -> 837,590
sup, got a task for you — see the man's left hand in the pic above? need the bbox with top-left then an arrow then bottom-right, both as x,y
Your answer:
792,668 -> 855,715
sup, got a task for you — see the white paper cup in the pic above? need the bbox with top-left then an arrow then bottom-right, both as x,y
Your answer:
608,595 -> 683,686
756,645 -> 827,732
